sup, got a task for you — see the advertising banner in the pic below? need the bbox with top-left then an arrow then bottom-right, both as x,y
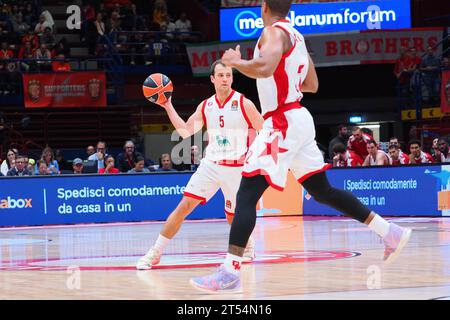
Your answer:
187,28 -> 443,75
22,72 -> 106,108
220,0 -> 411,41
221,0 -> 368,7
303,164 -> 450,217
441,70 -> 450,113
0,173 -> 224,227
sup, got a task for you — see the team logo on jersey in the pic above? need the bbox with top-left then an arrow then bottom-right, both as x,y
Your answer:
231,100 -> 238,111
208,101 -> 213,106
226,200 -> 232,209
216,135 -> 230,147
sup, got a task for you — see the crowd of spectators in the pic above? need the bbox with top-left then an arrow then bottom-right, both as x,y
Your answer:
0,139 -> 202,177
0,1 -> 71,94
329,125 -> 450,168
81,0 -> 198,65
394,46 -> 449,107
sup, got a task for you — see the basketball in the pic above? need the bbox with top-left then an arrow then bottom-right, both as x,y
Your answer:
142,73 -> 173,105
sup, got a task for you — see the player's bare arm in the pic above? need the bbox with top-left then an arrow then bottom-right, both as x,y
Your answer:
222,27 -> 286,79
362,155 -> 371,166
158,97 -> 204,139
302,54 -> 319,93
376,153 -> 386,165
243,98 -> 264,131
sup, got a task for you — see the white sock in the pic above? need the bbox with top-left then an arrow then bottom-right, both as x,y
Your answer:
368,213 -> 390,238
224,253 -> 242,276
153,234 -> 171,252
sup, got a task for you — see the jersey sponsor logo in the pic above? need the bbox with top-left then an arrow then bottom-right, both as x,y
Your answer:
0,250 -> 360,271
216,135 -> 231,147
231,100 -> 238,111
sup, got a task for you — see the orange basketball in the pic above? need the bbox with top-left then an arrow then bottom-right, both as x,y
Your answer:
142,73 -> 173,105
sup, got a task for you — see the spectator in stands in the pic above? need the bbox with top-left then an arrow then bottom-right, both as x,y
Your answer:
34,43 -> 52,71
27,158 -> 36,174
1,148 -> 16,176
88,140 -> 108,170
51,54 -> 71,72
86,145 -> 95,158
72,158 -> 84,174
94,13 -> 106,37
152,0 -> 167,27
0,41 -> 16,95
22,3 -> 38,28
161,15 -> 177,41
37,147 -> 60,175
12,13 -> 30,35
363,140 -> 390,166
34,14 -> 52,36
442,56 -> 450,70
408,139 -> 434,164
98,155 -> 120,174
129,32 -> 151,65
36,160 -> 50,175
40,27 -> 55,48
80,3 -> 96,42
18,41 -> 36,72
116,140 -> 145,173
332,143 -> 363,168
157,153 -> 176,171
7,155 -> 32,176
55,149 -> 72,172
435,138 -> 450,163
394,46 -> 412,94
420,46 -> 441,103
191,145 -> 201,171
52,38 -> 70,57
328,124 -> 348,160
127,155 -> 150,173
175,12 -> 193,42
21,29 -> 39,51
0,112 -> 4,154
347,126 -> 372,160
388,144 -> 409,166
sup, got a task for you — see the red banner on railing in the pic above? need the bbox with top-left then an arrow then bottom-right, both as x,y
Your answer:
441,70 -> 450,114
23,72 -> 107,108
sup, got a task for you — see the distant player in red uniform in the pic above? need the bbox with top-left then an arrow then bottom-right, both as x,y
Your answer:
190,0 -> 412,294
408,139 -> 434,164
388,144 -> 410,165
363,140 -> 390,166
332,143 -> 363,167
347,126 -> 373,160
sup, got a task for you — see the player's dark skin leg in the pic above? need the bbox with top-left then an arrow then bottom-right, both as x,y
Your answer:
228,171 -> 375,256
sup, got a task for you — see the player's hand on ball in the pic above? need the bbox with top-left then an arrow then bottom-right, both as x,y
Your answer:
222,45 -> 241,67
157,96 -> 173,110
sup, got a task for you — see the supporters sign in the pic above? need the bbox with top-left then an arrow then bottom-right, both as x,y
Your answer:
220,0 -> 411,41
186,28 -> 443,76
23,71 -> 106,108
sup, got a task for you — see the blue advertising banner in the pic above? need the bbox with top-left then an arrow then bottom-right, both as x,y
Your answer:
0,173 -> 225,227
303,164 -> 450,217
220,0 -> 411,41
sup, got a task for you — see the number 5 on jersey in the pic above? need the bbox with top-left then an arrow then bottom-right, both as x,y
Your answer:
219,115 -> 224,128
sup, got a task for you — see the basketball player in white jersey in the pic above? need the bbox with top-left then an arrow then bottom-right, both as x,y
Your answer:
363,140 -> 390,166
190,0 -> 412,293
136,60 -> 264,270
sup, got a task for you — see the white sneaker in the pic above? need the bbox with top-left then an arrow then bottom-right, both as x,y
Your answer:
136,246 -> 162,270
383,223 -> 412,264
242,236 -> 256,262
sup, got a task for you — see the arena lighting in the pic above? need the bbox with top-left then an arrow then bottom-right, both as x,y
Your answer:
349,116 -> 363,123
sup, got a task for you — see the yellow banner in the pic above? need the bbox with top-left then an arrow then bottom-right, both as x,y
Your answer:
401,109 -> 416,120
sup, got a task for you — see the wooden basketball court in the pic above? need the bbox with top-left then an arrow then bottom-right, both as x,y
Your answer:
0,216 -> 449,300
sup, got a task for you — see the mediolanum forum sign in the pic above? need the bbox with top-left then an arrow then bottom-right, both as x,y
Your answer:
220,0 -> 411,41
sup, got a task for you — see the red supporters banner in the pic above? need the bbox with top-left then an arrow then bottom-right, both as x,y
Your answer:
441,70 -> 450,113
23,72 -> 107,108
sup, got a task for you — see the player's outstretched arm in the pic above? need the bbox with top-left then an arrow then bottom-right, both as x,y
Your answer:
362,155 -> 371,167
243,98 -> 264,131
222,27 -> 284,79
158,97 -> 204,139
302,54 -> 319,93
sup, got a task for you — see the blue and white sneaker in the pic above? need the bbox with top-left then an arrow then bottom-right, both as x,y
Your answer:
189,265 -> 242,294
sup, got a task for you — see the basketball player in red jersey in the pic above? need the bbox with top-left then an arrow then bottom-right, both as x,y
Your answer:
348,126 -> 373,160
190,0 -> 412,293
136,61 -> 263,270
363,140 -> 390,166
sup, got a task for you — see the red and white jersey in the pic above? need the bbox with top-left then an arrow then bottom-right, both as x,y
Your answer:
367,150 -> 390,166
439,150 -> 450,163
201,90 -> 252,165
347,133 -> 373,160
254,19 -> 308,116
412,151 -> 434,164
336,151 -> 363,167
390,151 -> 410,165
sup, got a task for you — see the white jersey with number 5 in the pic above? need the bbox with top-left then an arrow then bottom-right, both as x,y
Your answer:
200,90 -> 253,165
254,19 -> 309,116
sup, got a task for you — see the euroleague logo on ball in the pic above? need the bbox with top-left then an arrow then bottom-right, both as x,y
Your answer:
142,73 -> 173,105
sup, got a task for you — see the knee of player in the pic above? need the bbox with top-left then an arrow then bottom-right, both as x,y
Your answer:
177,198 -> 198,214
